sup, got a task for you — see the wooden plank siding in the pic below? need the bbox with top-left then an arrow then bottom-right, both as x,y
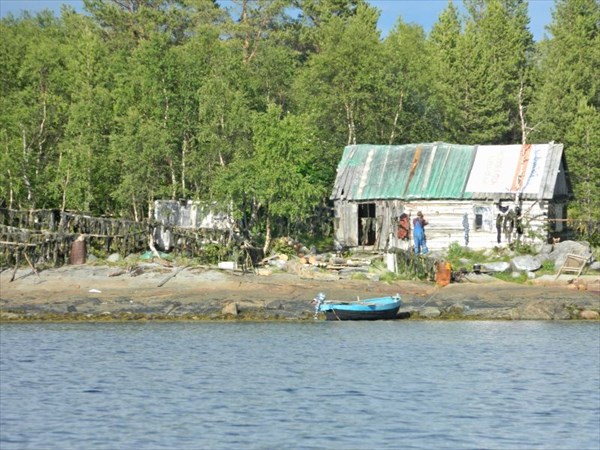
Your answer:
334,199 -> 560,251
331,143 -> 570,251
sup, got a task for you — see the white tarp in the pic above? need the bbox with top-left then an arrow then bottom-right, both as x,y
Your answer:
465,144 -> 549,196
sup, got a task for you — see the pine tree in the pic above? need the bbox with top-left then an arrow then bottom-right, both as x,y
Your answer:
454,0 -> 533,144
429,1 -> 463,142
531,0 -> 600,223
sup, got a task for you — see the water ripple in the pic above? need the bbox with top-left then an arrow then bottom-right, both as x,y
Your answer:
1,321 -> 598,450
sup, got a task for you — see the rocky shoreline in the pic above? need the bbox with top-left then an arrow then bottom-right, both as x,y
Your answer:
1,263 -> 599,322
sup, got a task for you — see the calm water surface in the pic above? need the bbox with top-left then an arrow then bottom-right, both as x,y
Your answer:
1,321 -> 599,450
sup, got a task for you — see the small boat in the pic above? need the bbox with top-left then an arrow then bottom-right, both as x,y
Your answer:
313,292 -> 402,321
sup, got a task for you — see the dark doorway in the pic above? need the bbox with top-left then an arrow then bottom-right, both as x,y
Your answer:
358,203 -> 376,245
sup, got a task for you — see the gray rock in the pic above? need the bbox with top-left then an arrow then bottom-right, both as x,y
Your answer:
87,254 -> 98,262
547,240 -> 592,270
268,259 -> 288,270
445,303 -> 469,315
482,261 -> 511,273
527,271 -> 536,279
511,272 -> 522,279
420,307 -> 441,318
464,273 -> 496,283
551,240 -> 592,258
511,255 -> 542,272
366,273 -> 381,282
589,261 -> 600,271
338,267 -> 369,278
580,310 -> 599,320
108,269 -> 126,277
536,252 -> 550,264
107,253 -> 121,263
511,300 -> 572,320
222,302 -> 238,316
0,312 -> 22,320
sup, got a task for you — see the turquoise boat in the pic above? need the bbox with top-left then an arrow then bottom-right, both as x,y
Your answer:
313,293 -> 402,321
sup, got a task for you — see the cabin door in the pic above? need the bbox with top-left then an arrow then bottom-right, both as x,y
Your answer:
358,203 -> 376,245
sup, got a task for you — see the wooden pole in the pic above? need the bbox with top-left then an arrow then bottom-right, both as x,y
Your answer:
10,250 -> 20,282
157,265 -> 190,287
23,251 -> 40,280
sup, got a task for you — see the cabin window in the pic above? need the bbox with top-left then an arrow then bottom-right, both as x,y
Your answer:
475,214 -> 483,230
358,203 -> 376,245
473,206 -> 493,232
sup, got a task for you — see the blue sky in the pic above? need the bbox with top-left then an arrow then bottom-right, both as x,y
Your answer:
0,0 -> 555,41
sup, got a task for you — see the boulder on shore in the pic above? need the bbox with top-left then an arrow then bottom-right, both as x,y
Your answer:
547,241 -> 593,271
512,255 -> 543,272
482,261 -> 511,273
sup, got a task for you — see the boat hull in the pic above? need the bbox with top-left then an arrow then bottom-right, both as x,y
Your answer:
323,306 -> 401,321
317,296 -> 402,321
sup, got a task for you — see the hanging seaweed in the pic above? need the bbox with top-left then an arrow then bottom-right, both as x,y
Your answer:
393,249 -> 436,281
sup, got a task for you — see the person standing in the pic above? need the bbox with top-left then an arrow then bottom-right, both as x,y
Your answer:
496,213 -> 504,244
413,211 -> 428,255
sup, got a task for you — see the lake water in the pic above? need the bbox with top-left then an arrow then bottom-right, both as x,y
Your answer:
1,321 -> 599,450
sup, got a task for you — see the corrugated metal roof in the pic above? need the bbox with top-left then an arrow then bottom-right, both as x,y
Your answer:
332,143 -> 476,201
465,143 -> 565,200
331,142 -> 564,201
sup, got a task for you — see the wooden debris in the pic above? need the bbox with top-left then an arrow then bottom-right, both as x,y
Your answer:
23,252 -> 40,280
157,265 -> 190,287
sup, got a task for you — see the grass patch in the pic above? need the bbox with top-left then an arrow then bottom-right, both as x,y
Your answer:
492,271 -> 528,283
445,241 -> 488,268
350,272 -> 369,281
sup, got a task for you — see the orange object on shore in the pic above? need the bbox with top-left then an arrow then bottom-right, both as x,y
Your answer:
436,260 -> 452,286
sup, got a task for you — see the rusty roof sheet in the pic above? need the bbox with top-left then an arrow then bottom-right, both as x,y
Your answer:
331,143 -> 476,201
331,142 -> 564,201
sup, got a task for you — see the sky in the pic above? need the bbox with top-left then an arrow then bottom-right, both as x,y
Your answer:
0,0 -> 555,41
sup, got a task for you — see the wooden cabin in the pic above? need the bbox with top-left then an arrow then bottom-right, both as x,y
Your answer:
331,142 -> 571,251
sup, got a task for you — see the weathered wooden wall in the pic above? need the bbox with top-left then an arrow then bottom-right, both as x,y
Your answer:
0,208 -> 234,268
333,199 -> 563,252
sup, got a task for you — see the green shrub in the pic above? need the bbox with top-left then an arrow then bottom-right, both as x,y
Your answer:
271,238 -> 297,257
445,241 -> 487,267
199,243 -> 228,265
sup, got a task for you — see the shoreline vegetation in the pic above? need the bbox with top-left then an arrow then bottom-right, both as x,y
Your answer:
2,261 -> 599,323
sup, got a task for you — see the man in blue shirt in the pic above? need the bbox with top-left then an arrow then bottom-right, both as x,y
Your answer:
413,211 -> 428,255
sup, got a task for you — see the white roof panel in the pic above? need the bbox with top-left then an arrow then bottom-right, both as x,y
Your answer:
465,144 -> 551,196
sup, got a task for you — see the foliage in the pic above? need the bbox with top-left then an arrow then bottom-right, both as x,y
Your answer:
530,0 -> 600,221
270,237 -> 297,257
445,241 -> 488,266
492,271 -> 527,283
394,250 -> 436,281
1,0 -> 598,243
197,243 -> 228,265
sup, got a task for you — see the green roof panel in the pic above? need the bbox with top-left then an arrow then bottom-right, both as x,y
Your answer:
331,143 -> 477,201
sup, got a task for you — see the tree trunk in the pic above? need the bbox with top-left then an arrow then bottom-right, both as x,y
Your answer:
389,91 -> 404,145
132,195 -> 139,222
181,135 -> 188,197
345,102 -> 356,145
263,214 -> 271,255
518,78 -> 528,144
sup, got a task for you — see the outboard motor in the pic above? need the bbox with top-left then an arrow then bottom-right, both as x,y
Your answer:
313,292 -> 326,320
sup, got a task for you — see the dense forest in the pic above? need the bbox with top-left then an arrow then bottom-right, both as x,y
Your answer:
1,0 -> 598,246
